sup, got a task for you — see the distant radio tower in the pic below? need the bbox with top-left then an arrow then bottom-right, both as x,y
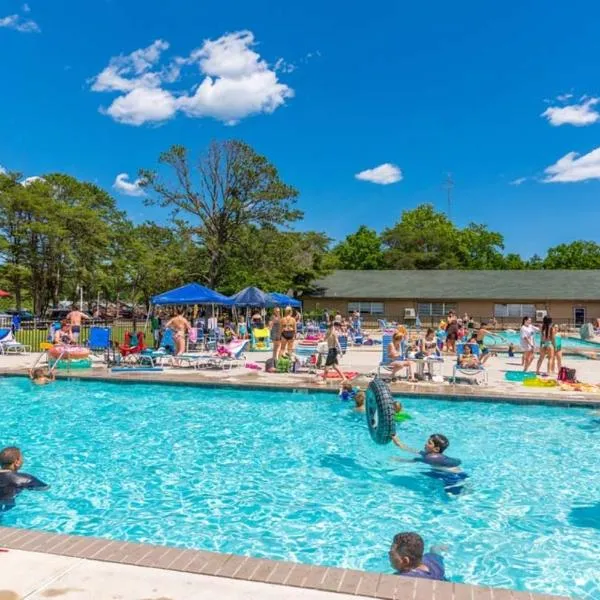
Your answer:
444,173 -> 454,220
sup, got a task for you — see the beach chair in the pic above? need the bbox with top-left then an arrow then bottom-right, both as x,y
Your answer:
452,343 -> 488,385
294,341 -> 321,373
211,340 -> 249,370
0,328 -> 30,354
87,327 -> 111,356
251,327 -> 271,351
377,334 -> 410,378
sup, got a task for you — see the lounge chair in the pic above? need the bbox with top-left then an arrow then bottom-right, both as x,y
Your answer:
0,328 -> 30,354
251,327 -> 271,351
452,343 -> 488,385
211,340 -> 249,370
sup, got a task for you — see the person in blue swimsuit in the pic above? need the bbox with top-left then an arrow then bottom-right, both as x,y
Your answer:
389,532 -> 447,580
392,433 -> 468,495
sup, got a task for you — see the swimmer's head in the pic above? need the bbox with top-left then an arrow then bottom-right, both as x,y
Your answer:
0,446 -> 23,471
354,391 -> 365,407
393,401 -> 403,413
389,532 -> 424,573
425,434 -> 449,454
341,382 -> 354,392
31,368 -> 45,379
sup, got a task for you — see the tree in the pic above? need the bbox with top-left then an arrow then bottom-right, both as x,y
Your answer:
141,141 -> 302,289
542,241 -> 600,269
503,253 -> 527,270
331,225 -> 384,269
382,204 -> 461,269
457,223 -> 505,269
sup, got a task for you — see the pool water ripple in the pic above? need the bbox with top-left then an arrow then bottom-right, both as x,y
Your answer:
0,378 -> 598,598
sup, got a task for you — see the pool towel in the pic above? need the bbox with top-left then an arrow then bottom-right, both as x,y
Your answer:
324,371 -> 359,380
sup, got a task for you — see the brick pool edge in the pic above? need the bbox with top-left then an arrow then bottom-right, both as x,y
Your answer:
0,526 -> 568,599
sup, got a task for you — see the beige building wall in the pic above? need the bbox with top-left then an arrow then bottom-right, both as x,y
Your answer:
302,296 -> 600,323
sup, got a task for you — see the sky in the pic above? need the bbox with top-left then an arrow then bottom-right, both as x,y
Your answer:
2,0 -> 600,258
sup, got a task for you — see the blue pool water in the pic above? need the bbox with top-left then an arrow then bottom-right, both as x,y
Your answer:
485,331 -> 600,351
1,378 -> 599,598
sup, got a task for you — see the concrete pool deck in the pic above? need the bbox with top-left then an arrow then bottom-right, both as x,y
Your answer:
0,527 -> 569,600
2,346 -> 599,407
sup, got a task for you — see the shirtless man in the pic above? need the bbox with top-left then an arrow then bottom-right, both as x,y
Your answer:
66,305 -> 91,342
165,311 -> 192,356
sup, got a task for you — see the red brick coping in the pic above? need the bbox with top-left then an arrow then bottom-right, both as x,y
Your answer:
0,527 -> 568,599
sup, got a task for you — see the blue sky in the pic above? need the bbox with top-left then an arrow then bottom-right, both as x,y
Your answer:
2,0 -> 600,258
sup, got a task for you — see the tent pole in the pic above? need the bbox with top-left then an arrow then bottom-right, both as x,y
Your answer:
143,304 -> 151,334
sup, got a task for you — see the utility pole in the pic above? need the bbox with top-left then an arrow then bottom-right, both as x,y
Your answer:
444,173 -> 454,220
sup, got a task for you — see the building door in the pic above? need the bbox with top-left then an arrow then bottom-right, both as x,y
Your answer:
574,307 -> 586,326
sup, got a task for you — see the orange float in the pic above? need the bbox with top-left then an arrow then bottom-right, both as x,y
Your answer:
48,345 -> 90,360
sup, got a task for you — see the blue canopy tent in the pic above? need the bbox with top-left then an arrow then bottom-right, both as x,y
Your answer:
270,292 -> 302,308
228,286 -> 276,308
151,283 -> 232,306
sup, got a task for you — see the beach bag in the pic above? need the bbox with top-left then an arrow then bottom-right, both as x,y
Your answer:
558,367 -> 576,382
276,356 -> 291,373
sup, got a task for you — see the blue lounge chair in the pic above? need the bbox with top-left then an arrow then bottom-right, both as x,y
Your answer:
87,327 -> 111,354
0,328 -> 30,354
452,343 -> 488,385
378,334 -> 409,378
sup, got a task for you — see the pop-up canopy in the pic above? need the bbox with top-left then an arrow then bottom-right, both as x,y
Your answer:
151,283 -> 233,306
229,286 -> 276,308
269,292 -> 301,308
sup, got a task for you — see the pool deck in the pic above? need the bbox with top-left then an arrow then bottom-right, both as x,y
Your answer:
0,347 -> 591,599
0,527 -> 568,600
2,346 -> 599,407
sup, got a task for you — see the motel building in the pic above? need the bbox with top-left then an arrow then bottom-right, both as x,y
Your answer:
302,270 -> 600,328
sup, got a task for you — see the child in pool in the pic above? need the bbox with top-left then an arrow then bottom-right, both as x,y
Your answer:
392,434 -> 468,495
389,532 -> 447,581
0,447 -> 49,511
28,368 -> 55,386
339,381 -> 358,401
354,391 -> 366,413
393,401 -> 412,422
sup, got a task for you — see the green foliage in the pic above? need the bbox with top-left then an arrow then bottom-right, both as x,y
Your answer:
331,225 -> 384,269
142,140 -> 302,288
542,241 -> 600,269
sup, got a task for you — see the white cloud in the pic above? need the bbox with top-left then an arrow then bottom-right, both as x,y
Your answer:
543,147 -> 600,183
22,3 -> 31,12
541,97 -> 600,126
556,93 -> 573,102
509,177 -> 527,186
0,165 -> 6,175
355,163 -> 403,185
113,173 -> 146,196
90,31 -> 293,126
21,176 -> 45,186
0,13 -> 40,33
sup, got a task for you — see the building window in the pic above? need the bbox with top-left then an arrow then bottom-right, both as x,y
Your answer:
494,304 -> 535,318
348,302 -> 384,315
417,302 -> 457,317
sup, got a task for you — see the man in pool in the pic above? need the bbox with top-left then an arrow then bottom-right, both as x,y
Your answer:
389,532 -> 447,580
0,447 -> 49,511
392,433 -> 468,495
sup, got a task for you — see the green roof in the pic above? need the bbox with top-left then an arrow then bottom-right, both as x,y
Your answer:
308,270 -> 600,301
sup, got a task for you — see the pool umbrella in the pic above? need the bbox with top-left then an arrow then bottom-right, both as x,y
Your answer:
151,283 -> 233,306
228,286 -> 276,308
0,290 -> 11,298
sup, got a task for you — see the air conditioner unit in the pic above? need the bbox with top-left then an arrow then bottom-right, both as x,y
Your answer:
404,308 -> 416,318
535,310 -> 547,322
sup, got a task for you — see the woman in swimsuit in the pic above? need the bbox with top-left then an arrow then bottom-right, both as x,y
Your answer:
388,332 -> 415,382
269,308 -> 282,362
165,311 -> 192,356
535,315 -> 554,376
53,320 -> 74,345
280,306 -> 296,356
419,328 -> 438,357
549,323 -> 563,373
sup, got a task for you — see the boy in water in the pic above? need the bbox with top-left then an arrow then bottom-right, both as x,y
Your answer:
0,447 -> 49,511
29,367 -> 55,386
392,434 -> 468,495
389,532 -> 447,580
353,391 -> 366,413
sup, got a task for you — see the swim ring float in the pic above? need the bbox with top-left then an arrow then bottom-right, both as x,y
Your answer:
365,378 -> 396,444
48,345 -> 90,360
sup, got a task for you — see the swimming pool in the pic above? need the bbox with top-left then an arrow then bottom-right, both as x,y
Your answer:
484,330 -> 600,351
1,378 -> 598,599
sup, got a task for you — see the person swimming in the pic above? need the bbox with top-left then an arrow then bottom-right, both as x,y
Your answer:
0,447 -> 49,511
29,367 -> 55,386
392,434 -> 468,495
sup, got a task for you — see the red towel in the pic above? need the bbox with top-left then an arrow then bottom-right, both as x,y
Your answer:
323,370 -> 359,380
